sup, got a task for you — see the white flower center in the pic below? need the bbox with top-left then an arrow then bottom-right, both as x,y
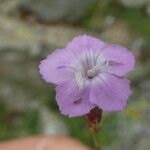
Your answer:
87,66 -> 99,78
72,51 -> 107,89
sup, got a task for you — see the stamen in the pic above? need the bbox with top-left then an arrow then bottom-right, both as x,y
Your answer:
74,52 -> 104,88
87,66 -> 99,78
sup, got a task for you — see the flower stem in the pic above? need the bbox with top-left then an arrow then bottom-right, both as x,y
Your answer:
91,131 -> 101,150
85,107 -> 103,150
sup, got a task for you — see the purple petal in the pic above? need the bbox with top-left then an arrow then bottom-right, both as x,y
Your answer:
39,49 -> 75,84
67,35 -> 106,55
101,44 -> 135,76
56,80 -> 95,117
90,73 -> 132,111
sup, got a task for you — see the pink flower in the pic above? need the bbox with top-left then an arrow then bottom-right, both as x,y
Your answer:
39,35 -> 135,117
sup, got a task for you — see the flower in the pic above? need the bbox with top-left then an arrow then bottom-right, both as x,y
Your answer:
39,35 -> 135,117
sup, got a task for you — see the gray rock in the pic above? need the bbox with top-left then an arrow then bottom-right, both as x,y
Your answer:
0,15 -> 86,57
101,21 -> 132,46
129,61 -> 150,85
0,0 -> 19,16
39,107 -> 68,135
18,0 -> 97,23
131,38 -> 145,58
120,0 -> 150,8
147,4 -> 150,15
137,136 -> 150,150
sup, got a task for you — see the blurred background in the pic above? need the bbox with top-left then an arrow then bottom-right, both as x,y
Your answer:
0,0 -> 150,149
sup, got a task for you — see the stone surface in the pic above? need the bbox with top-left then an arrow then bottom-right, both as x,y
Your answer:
0,0 -> 19,16
129,61 -> 150,85
18,0 -> 97,23
147,4 -> 150,15
131,38 -> 145,58
120,0 -> 150,8
101,21 -> 132,46
0,15 -> 86,57
39,107 -> 68,135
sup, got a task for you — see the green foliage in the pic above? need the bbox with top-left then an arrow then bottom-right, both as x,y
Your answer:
80,0 -> 150,43
0,102 -> 39,141
121,9 -> 150,42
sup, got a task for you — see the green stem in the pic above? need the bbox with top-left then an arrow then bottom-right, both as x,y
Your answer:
84,108 -> 103,150
91,130 -> 101,150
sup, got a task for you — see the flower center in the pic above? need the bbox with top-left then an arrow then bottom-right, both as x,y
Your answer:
73,51 -> 103,89
86,66 -> 99,78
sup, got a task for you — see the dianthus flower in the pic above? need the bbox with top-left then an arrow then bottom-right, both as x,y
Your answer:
39,35 -> 135,117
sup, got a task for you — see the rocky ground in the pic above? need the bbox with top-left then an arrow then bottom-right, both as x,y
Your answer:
0,0 -> 150,150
